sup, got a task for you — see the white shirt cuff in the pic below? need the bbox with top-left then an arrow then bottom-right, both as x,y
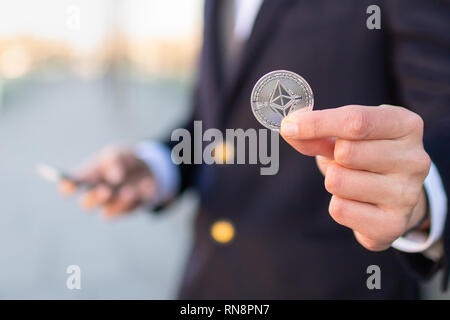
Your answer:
392,161 -> 448,255
135,141 -> 180,206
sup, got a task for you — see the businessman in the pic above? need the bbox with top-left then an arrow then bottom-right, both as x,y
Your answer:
61,0 -> 450,298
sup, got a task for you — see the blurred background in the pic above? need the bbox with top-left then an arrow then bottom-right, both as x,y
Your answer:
0,0 -> 448,299
0,0 -> 201,299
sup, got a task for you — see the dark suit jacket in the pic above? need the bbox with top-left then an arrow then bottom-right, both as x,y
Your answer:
167,0 -> 450,299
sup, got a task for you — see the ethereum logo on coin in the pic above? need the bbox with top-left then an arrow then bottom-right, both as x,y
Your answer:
251,70 -> 314,131
268,80 -> 302,117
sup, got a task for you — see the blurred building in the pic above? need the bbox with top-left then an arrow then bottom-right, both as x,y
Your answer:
0,0 -> 202,82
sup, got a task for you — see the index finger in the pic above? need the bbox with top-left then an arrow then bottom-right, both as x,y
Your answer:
281,105 -> 418,140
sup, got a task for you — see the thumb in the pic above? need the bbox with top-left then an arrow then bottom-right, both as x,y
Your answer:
280,117 -> 336,158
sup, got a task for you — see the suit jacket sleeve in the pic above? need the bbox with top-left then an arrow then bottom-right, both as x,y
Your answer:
166,86 -> 201,194
385,0 -> 450,289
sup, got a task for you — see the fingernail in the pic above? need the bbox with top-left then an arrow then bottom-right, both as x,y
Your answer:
280,122 -> 298,137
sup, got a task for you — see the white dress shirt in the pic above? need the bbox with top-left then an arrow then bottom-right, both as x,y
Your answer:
137,0 -> 447,256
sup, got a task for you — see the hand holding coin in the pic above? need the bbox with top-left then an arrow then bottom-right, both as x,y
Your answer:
280,104 -> 431,251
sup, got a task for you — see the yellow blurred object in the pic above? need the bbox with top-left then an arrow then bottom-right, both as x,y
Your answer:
213,142 -> 234,164
210,220 -> 235,244
0,44 -> 31,79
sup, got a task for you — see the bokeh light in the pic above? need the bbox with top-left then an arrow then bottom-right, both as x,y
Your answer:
213,142 -> 235,164
210,220 -> 236,244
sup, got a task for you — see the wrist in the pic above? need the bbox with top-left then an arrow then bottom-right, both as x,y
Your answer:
407,188 -> 430,233
391,161 -> 447,253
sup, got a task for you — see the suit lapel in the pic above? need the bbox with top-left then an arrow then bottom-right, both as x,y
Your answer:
200,0 -> 224,128
221,0 -> 295,112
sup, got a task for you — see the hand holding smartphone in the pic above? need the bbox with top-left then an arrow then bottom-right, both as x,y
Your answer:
36,147 -> 156,218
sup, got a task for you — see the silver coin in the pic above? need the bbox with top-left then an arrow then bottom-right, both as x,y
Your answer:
251,70 -> 314,131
